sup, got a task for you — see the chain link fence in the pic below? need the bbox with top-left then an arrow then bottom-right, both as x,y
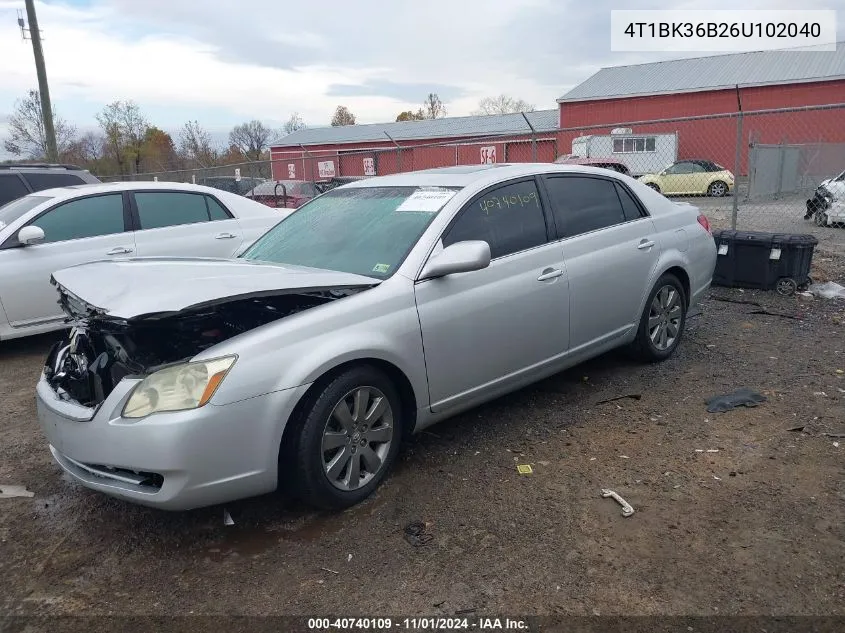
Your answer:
96,103 -> 845,255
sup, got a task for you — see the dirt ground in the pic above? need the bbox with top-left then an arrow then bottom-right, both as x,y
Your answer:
1,250 -> 845,624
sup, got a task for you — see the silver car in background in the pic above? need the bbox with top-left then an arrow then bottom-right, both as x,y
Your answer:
36,164 -> 717,510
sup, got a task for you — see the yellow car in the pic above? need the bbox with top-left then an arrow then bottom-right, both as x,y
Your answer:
638,159 -> 735,197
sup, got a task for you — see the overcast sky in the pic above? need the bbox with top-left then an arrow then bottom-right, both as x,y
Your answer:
0,0 -> 842,146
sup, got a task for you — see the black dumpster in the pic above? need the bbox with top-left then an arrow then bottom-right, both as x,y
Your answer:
711,230 -> 818,295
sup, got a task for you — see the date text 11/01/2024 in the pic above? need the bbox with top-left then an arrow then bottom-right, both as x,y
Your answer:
307,618 -> 529,630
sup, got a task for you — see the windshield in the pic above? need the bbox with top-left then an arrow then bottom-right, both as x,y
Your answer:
242,186 -> 459,278
0,195 -> 52,229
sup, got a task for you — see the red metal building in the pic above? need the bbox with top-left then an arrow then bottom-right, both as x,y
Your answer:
269,110 -> 560,181
557,45 -> 845,175
270,44 -> 845,179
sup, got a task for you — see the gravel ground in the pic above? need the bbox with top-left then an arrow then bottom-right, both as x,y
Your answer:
1,254 -> 845,623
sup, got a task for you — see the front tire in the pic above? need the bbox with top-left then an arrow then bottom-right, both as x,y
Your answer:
645,183 -> 661,193
631,274 -> 687,363
291,366 -> 403,510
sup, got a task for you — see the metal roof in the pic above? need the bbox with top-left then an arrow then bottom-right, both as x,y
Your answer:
558,42 -> 845,103
271,109 -> 559,148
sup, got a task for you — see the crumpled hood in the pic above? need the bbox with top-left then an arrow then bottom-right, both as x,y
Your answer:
51,257 -> 380,321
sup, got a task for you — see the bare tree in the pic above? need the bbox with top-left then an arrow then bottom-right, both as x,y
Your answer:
228,120 -> 273,161
396,109 -> 426,122
3,90 -> 77,160
63,132 -> 103,165
96,100 -> 149,175
473,95 -> 536,115
330,105 -> 356,127
179,120 -> 218,167
423,93 -> 446,119
283,112 -> 306,135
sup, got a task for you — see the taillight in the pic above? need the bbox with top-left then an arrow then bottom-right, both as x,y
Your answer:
697,214 -> 712,235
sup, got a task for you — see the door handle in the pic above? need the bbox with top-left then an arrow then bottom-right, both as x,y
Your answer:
637,239 -> 656,250
537,268 -> 564,281
215,232 -> 237,240
106,247 -> 133,255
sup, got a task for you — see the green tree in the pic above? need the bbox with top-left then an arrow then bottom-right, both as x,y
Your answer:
395,109 -> 426,122
96,100 -> 149,175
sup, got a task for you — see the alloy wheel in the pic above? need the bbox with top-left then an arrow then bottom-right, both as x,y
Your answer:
648,286 -> 683,351
709,182 -> 727,197
321,387 -> 394,491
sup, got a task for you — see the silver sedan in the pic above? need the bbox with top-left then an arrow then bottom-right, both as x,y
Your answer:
36,164 -> 717,510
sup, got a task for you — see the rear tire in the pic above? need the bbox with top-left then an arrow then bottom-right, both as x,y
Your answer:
631,274 -> 687,363
815,211 -> 829,227
289,365 -> 403,510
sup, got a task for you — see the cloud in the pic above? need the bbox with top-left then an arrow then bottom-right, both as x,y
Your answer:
1,0 -> 843,136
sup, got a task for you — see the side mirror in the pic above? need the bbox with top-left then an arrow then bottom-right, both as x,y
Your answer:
419,240 -> 491,280
18,225 -> 45,246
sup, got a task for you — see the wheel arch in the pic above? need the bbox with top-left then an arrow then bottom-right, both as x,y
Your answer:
662,265 -> 691,306
279,357 -> 419,462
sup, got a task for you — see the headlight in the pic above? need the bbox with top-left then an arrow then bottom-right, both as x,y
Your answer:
122,356 -> 236,419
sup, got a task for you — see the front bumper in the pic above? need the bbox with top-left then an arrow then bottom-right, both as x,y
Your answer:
36,375 -> 311,510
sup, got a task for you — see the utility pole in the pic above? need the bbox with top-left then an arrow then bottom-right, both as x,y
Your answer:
22,0 -> 58,162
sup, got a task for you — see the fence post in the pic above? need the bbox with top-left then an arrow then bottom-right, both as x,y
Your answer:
521,112 -> 538,161
731,112 -> 743,230
384,132 -> 401,173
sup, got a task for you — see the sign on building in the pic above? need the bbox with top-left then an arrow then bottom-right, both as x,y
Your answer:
234,168 -> 241,182
363,157 -> 375,176
317,160 -> 336,179
288,163 -> 296,179
480,146 -> 497,164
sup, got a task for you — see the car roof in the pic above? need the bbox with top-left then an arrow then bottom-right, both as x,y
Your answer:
340,163 -> 628,189
26,181 -> 239,201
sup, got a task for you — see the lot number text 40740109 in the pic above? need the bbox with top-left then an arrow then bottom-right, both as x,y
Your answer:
307,618 -> 528,630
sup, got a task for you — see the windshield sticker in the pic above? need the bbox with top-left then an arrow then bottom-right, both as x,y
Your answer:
396,189 -> 456,213
372,263 -> 391,274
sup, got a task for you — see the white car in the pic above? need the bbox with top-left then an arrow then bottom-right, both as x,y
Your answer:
0,182 -> 287,340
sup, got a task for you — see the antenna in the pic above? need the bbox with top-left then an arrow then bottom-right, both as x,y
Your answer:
17,9 -> 30,39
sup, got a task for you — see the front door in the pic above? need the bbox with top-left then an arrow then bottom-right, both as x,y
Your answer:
0,192 -> 134,328
130,191 -> 245,258
414,177 -> 570,413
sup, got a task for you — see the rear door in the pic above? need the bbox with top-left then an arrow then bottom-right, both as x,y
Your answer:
130,190 -> 245,258
541,174 -> 660,351
0,192 -> 134,328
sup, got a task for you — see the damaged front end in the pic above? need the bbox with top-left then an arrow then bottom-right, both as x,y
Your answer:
44,285 -> 363,408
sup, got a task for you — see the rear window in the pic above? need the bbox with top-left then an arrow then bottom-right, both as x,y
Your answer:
0,174 -> 30,207
22,172 -> 86,191
0,195 -> 52,228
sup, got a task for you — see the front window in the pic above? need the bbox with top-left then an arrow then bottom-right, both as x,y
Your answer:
242,186 -> 460,279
